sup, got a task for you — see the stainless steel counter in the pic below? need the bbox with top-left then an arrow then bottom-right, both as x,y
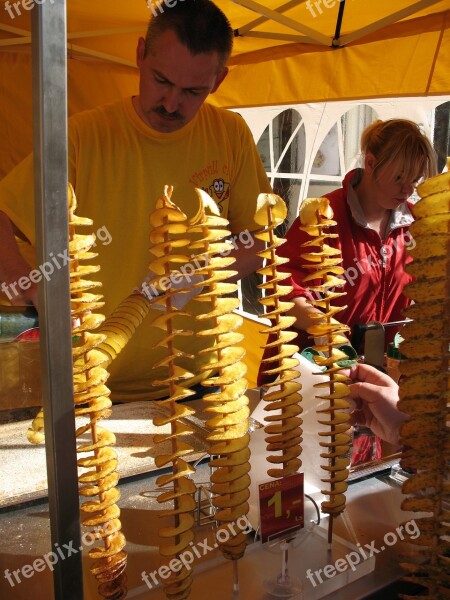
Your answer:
0,458 -> 421,600
0,377 -> 421,600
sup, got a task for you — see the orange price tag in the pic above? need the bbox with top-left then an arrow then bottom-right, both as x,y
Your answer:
258,473 -> 304,544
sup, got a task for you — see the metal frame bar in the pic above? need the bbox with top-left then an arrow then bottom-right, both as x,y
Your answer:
339,0 -> 442,46
237,30 -> 317,44
232,0 -> 330,45
235,0 -> 304,35
0,22 -> 136,67
31,3 -> 84,599
332,0 -> 346,47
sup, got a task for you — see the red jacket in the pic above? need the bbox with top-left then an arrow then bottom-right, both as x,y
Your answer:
277,169 -> 415,352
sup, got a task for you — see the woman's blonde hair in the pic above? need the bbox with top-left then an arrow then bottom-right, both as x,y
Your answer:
361,119 -> 437,184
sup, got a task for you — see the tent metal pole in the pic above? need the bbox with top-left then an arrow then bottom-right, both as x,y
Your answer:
31,2 -> 84,599
333,0 -> 346,47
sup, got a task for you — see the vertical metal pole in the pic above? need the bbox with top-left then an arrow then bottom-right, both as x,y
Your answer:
31,2 -> 84,599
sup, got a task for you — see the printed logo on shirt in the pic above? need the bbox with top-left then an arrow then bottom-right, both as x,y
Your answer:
189,161 -> 232,214
189,160 -> 220,187
206,178 -> 230,214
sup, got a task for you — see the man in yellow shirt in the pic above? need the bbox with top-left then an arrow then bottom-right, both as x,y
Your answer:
0,1 -> 272,401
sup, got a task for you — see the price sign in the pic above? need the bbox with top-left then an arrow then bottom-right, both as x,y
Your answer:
258,473 -> 304,544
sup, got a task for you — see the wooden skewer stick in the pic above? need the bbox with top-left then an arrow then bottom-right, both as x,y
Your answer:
328,514 -> 334,550
233,560 -> 239,593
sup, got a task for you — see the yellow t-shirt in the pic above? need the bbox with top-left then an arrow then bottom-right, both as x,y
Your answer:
0,97 -> 272,401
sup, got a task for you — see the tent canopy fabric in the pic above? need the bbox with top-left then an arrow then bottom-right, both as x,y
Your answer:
0,0 -> 449,174
0,0 -> 448,108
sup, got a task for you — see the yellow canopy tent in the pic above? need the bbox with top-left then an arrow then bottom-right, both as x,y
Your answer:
0,4 -> 448,598
0,0 -> 449,175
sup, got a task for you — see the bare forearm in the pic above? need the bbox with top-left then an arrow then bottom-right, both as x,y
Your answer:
287,295 -> 324,330
227,233 -> 264,282
0,211 -> 37,306
287,295 -> 351,347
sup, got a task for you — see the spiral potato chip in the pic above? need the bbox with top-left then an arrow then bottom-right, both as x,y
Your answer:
189,188 -> 251,563
29,184 -> 128,599
253,194 -> 305,484
297,197 -> 352,545
25,187 -> 128,598
147,186 -> 197,600
96,292 -> 151,367
398,159 -> 450,598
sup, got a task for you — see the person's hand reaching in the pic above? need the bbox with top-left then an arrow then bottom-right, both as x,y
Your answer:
347,363 -> 408,446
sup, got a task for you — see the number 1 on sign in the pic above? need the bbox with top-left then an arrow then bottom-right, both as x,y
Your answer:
258,473 -> 304,544
267,490 -> 282,518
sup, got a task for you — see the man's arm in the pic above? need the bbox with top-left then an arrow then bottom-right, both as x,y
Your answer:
286,295 -> 351,346
287,295 -> 324,331
0,210 -> 38,307
227,234 -> 264,282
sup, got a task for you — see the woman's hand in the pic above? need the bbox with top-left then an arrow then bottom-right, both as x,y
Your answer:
347,363 -> 408,446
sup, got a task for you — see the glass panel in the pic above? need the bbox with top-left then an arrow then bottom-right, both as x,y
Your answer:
341,105 -> 378,172
272,177 -> 302,236
311,123 -> 341,176
309,105 -> 378,195
258,124 -> 272,171
257,108 -> 306,177
274,110 -> 305,174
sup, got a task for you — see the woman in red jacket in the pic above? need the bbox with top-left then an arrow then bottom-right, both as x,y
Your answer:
277,118 -> 437,354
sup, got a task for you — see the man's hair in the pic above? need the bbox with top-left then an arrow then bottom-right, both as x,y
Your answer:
145,0 -> 234,69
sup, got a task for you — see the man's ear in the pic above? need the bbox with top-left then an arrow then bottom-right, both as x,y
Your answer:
211,67 -> 229,93
136,37 -> 146,68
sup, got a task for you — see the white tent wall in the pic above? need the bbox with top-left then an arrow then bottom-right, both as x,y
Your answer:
237,94 -> 450,228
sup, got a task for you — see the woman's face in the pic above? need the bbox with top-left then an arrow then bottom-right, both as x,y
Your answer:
366,154 -> 421,210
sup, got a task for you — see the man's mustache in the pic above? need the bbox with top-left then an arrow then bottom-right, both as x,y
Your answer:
154,106 -> 183,120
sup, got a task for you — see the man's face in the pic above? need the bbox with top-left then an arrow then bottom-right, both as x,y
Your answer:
134,29 -> 228,132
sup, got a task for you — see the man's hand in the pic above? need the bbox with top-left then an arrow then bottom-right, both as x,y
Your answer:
347,363 -> 408,446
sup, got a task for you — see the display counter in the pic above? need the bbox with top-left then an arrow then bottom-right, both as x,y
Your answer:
0,356 -> 422,600
0,452 -> 421,600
